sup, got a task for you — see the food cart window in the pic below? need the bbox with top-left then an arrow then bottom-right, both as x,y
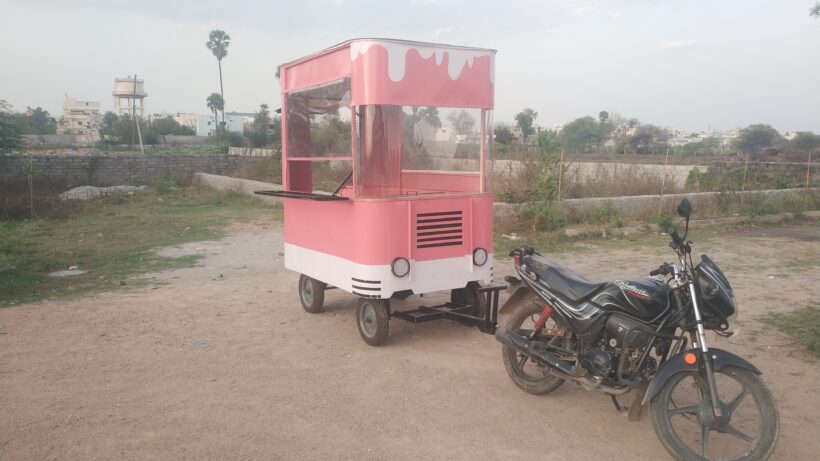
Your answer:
286,78 -> 352,158
286,78 -> 352,193
355,105 -> 492,198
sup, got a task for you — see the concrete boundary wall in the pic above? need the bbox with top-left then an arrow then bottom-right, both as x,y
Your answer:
192,172 -> 819,223
228,147 -> 276,157
0,154 -> 254,187
193,173 -> 283,204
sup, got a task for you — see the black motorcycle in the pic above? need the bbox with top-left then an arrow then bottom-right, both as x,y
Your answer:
496,198 -> 779,461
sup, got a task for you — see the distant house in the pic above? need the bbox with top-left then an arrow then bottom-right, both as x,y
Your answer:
196,114 -> 245,136
56,96 -> 101,144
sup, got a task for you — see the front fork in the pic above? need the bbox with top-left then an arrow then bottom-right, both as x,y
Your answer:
675,264 -> 723,416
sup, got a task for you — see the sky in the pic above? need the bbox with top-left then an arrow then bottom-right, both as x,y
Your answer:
1,0 -> 819,133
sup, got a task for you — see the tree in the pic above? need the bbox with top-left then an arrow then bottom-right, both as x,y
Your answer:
598,110 -> 609,125
515,108 -> 538,138
447,109 -> 475,135
624,124 -> 669,155
206,93 -> 224,136
418,106 -> 441,128
24,107 -> 57,134
206,29 -> 231,129
793,131 -> 820,150
811,2 -> 820,17
494,126 -> 514,144
100,111 -> 118,140
558,116 -> 603,152
733,124 -> 783,153
247,104 -> 272,147
536,129 -> 560,156
150,116 -> 195,136
0,112 -> 22,153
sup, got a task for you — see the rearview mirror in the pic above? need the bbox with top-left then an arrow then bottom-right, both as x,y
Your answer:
677,198 -> 692,219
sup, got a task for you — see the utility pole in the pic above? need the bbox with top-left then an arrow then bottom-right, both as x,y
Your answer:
132,74 -> 144,154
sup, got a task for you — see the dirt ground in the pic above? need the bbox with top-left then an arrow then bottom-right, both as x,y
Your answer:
1,221 -> 818,460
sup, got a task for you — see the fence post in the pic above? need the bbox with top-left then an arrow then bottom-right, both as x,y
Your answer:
807,152 -> 813,205
556,148 -> 565,211
741,153 -> 749,205
658,147 -> 670,217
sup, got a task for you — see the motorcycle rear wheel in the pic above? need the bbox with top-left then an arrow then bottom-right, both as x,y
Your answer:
650,365 -> 779,461
501,300 -> 565,395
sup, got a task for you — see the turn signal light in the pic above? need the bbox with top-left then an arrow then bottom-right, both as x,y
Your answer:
684,352 -> 697,365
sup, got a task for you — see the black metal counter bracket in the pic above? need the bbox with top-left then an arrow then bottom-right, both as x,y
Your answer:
254,190 -> 350,201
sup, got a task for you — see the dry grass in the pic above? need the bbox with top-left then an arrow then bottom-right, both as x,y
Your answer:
0,186 -> 280,307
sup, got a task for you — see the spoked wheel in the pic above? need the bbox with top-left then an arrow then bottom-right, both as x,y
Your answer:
356,298 -> 390,347
450,281 -> 486,318
501,300 -> 566,395
650,366 -> 779,461
298,274 -> 326,313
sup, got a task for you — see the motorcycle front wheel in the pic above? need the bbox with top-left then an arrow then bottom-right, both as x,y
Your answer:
650,365 -> 779,461
501,300 -> 566,395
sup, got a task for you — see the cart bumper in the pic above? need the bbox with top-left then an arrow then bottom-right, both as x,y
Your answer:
284,243 -> 493,298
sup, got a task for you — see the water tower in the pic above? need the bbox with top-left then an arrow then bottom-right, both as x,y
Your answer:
113,76 -> 147,117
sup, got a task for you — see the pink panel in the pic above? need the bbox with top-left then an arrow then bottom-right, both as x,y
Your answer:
401,172 -> 480,194
350,44 -> 494,108
283,47 -> 351,92
283,195 -> 494,265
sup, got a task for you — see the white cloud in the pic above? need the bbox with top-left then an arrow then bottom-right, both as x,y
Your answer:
611,11 -> 623,20
656,40 -> 696,50
434,26 -> 453,36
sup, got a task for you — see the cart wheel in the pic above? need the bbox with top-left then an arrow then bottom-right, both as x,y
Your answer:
356,298 -> 390,346
299,274 -> 326,313
451,281 -> 486,318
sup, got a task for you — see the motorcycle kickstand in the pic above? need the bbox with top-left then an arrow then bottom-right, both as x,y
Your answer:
610,395 -> 627,414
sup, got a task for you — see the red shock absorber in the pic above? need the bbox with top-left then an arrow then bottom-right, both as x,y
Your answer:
532,304 -> 554,333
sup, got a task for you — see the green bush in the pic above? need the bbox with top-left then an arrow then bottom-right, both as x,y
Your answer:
522,202 -> 566,231
152,175 -> 175,195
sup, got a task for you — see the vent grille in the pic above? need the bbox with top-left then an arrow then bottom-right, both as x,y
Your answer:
416,211 -> 463,249
352,277 -> 381,298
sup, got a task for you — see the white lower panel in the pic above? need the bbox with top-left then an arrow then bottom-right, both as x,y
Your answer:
284,243 -> 493,299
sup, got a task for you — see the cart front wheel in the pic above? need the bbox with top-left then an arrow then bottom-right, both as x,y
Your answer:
299,274 -> 326,313
356,298 -> 390,346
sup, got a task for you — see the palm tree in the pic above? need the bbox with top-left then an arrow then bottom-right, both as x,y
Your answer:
206,93 -> 224,136
206,30 -> 230,129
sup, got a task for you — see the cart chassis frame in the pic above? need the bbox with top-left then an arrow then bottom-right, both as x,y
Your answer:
391,284 -> 506,334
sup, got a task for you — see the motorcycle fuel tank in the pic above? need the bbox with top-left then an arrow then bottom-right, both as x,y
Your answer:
591,277 -> 669,319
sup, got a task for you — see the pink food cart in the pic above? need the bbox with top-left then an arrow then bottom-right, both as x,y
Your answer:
258,38 -> 504,346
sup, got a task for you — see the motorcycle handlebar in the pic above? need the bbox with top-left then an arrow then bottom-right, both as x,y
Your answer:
650,262 -> 674,277
668,226 -> 683,245
509,246 -> 536,257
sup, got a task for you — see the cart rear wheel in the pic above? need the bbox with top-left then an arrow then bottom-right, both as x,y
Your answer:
451,281 -> 486,318
356,298 -> 390,346
299,274 -> 326,313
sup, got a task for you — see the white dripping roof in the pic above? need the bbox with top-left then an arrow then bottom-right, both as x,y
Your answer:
281,37 -> 496,69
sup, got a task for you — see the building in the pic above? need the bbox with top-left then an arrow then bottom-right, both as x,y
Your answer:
196,114 -> 245,136
56,96 -> 101,144
721,128 -> 742,146
173,113 -> 197,130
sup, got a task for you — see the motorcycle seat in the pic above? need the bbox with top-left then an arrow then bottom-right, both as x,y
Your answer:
525,255 -> 607,303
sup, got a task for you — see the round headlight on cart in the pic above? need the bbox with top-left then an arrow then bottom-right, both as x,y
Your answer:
391,257 -> 410,278
473,247 -> 488,266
